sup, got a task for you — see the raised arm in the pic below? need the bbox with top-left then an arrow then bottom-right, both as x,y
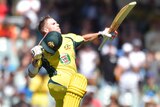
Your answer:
82,28 -> 118,42
82,33 -> 100,42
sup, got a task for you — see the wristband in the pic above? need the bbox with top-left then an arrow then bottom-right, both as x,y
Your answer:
28,64 -> 39,75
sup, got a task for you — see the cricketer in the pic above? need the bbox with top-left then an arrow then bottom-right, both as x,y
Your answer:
27,15 -> 117,107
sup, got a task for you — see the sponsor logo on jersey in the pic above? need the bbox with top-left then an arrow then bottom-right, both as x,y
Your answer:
60,53 -> 71,64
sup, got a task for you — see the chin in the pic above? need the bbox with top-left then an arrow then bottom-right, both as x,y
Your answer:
57,30 -> 61,34
53,30 -> 61,34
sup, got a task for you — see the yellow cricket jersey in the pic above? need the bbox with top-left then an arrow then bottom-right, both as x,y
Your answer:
41,33 -> 86,99
43,33 -> 84,75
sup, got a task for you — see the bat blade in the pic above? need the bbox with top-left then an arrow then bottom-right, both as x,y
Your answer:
98,1 -> 137,50
109,1 -> 137,32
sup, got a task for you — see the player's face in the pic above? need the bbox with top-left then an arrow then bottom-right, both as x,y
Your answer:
45,18 -> 61,34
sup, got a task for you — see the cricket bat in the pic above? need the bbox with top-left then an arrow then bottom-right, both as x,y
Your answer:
98,1 -> 137,50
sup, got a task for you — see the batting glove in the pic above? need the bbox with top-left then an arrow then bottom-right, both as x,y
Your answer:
98,28 -> 118,39
31,45 -> 43,60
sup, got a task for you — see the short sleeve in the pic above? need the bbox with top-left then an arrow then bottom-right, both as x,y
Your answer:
64,33 -> 84,48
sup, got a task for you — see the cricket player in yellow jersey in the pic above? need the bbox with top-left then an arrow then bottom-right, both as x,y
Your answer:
27,15 -> 118,107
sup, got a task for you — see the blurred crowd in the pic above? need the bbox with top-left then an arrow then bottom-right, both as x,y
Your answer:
1,0 -> 160,107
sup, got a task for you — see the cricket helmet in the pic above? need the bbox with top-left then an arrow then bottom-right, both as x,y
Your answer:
41,31 -> 62,54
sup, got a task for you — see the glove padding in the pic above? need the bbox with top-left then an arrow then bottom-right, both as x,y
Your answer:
98,28 -> 118,39
31,45 -> 43,60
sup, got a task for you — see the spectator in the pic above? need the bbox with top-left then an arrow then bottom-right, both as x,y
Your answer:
142,72 -> 160,106
77,44 -> 100,86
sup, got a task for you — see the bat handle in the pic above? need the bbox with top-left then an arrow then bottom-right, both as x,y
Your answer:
98,37 -> 108,51
38,33 -> 47,45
